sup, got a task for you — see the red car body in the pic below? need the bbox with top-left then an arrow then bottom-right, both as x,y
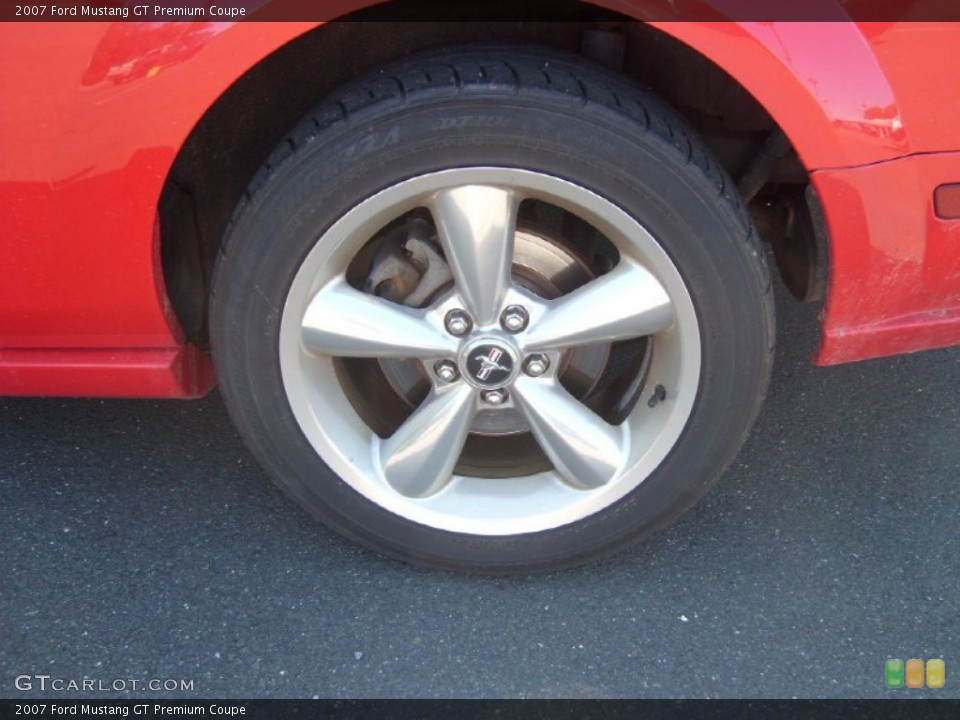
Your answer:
2,15 -> 959,398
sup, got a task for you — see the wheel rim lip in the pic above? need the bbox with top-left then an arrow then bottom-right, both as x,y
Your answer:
279,168 -> 701,536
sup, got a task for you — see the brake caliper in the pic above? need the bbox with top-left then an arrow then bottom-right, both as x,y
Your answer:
363,217 -> 452,307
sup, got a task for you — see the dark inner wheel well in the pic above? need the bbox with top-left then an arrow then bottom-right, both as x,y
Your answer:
159,11 -> 817,348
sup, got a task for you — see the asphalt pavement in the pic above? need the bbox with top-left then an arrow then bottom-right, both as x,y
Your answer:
2,280 -> 958,699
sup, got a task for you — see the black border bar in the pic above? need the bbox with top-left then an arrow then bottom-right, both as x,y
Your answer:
2,700 -> 960,720
3,0 -> 960,23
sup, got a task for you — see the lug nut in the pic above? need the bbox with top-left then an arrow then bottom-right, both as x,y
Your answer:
500,305 -> 529,333
523,354 -> 550,377
481,389 -> 507,406
433,360 -> 459,384
444,309 -> 472,337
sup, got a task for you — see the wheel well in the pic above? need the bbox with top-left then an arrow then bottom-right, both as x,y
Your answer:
159,11 -> 820,347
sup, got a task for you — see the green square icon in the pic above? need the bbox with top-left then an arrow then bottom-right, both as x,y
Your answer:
886,658 -> 904,688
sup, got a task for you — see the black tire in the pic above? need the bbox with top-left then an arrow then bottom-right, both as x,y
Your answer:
210,44 -> 774,573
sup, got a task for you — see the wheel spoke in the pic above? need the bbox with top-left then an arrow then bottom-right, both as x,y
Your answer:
523,260 -> 674,351
512,376 -> 627,490
377,384 -> 476,498
430,185 -> 518,326
301,278 -> 456,358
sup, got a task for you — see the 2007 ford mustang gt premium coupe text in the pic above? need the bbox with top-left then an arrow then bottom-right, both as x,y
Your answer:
2,12 -> 959,571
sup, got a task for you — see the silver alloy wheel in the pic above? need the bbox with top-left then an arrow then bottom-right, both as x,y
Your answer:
279,168 -> 701,535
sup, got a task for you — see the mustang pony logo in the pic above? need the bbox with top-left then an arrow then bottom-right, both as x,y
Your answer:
475,348 -> 510,381
465,344 -> 514,387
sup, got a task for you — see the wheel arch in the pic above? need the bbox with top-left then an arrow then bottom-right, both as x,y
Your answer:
157,4 -> 905,348
650,19 -> 908,169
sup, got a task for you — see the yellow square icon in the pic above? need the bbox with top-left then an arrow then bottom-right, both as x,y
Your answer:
927,659 -> 945,689
905,658 -> 925,688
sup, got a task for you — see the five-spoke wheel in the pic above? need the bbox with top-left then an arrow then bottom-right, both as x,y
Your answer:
279,169 -> 700,534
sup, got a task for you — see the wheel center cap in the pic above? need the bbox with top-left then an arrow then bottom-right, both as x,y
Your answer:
460,339 -> 518,389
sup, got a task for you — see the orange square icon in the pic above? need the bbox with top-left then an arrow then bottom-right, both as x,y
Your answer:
905,658 -> 925,688
927,659 -> 945,689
